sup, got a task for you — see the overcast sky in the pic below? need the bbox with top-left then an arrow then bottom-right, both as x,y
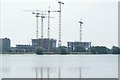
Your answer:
1,0 -> 119,48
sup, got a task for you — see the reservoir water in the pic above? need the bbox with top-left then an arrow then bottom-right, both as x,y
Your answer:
1,54 -> 118,78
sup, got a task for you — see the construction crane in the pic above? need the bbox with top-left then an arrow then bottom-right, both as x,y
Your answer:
47,0 -> 51,39
79,19 -> 83,42
32,10 -> 47,39
36,7 -> 58,39
40,12 -> 46,38
47,6 -> 54,52
39,11 -> 55,39
47,6 -> 58,39
57,1 -> 64,47
32,10 -> 51,39
32,10 -> 40,39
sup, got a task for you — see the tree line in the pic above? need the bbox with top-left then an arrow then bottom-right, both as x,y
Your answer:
35,46 -> 120,55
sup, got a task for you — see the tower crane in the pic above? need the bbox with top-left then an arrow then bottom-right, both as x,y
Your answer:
32,10 -> 40,39
40,12 -> 45,38
79,19 -> 83,42
57,1 -> 64,47
32,10 -> 54,39
32,10 -> 46,39
38,6 -> 58,39
47,6 -> 59,39
37,10 -> 56,39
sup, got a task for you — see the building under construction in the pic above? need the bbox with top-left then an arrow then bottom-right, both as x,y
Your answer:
67,42 -> 91,52
32,38 -> 56,52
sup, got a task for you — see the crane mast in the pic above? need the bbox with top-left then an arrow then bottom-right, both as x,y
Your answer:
47,6 -> 58,39
32,10 -> 40,39
40,12 -> 45,38
58,1 -> 64,47
79,20 -> 83,42
48,6 -> 50,39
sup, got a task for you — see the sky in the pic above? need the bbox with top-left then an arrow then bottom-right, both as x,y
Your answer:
1,0 -> 119,48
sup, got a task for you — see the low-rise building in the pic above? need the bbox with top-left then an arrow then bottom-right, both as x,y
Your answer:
15,45 -> 35,52
67,41 -> 91,52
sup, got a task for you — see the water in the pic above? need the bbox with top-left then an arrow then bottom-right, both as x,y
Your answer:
1,54 -> 118,78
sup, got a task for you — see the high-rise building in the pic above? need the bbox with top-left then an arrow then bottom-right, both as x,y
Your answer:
0,38 -> 11,52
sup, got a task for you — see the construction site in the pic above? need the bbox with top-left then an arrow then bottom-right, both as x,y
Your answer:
27,1 -> 91,52
30,1 -> 64,47
1,1 -> 91,53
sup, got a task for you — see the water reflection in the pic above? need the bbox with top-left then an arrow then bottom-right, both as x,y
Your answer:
1,54 -> 118,78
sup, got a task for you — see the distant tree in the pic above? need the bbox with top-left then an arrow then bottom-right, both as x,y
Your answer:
74,46 -> 86,52
89,46 -> 110,54
111,46 -> 120,54
35,47 -> 43,55
51,48 -> 57,52
58,46 -> 68,54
